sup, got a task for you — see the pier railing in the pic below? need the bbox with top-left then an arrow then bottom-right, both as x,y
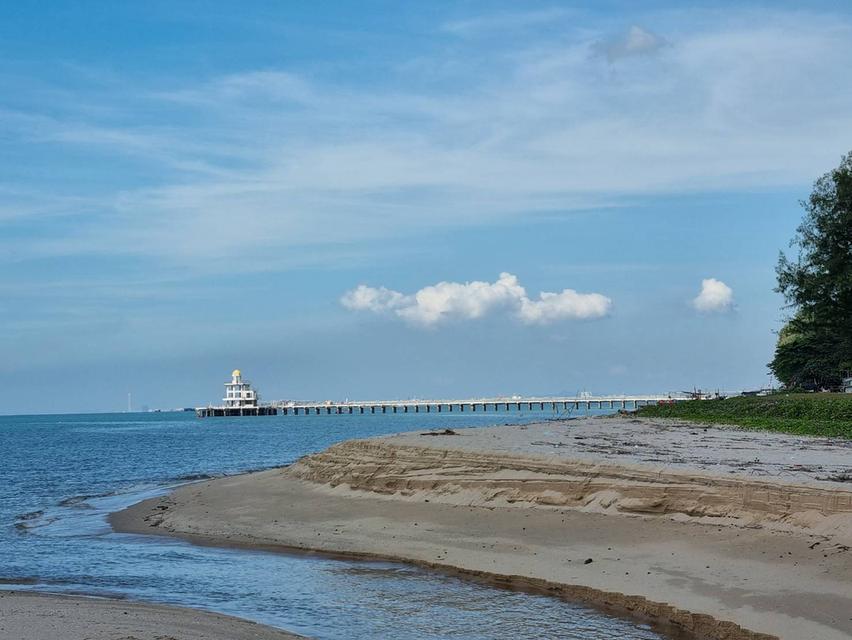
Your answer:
262,395 -> 687,416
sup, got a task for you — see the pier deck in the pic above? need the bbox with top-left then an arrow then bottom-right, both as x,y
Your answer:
198,396 -> 686,418
273,396 -> 683,415
197,395 -> 685,417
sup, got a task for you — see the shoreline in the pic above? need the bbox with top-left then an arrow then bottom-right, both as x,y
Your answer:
106,512 -> 712,640
110,417 -> 852,640
0,590 -> 302,640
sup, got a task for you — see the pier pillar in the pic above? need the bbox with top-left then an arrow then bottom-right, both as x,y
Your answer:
382,406 -> 386,413
393,406 -> 397,413
404,406 -> 408,413
437,404 -> 441,412
371,406 -> 375,414
426,405 -> 430,412
415,405 -> 419,413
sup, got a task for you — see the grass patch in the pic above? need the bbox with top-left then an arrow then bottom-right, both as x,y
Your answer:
635,393 -> 852,438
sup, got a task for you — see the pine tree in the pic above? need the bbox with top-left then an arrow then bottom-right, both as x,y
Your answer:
771,152 -> 852,388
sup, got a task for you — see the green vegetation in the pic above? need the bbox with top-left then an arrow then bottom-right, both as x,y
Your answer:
771,151 -> 852,389
636,394 -> 852,438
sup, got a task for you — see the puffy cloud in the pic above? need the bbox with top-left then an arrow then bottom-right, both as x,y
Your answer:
519,289 -> 613,324
341,273 -> 611,327
397,272 -> 525,326
340,285 -> 409,313
692,278 -> 734,313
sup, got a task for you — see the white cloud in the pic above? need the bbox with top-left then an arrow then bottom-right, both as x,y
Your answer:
597,25 -> 667,62
397,272 -> 526,326
692,278 -> 734,313
341,273 -> 611,327
519,289 -> 613,324
340,285 -> 409,313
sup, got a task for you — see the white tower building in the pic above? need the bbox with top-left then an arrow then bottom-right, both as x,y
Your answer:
223,369 -> 259,408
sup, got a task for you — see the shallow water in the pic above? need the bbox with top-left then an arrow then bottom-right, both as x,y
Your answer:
0,410 -> 669,639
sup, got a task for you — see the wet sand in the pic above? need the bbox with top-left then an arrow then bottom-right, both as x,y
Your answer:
0,590 -> 301,640
111,417 -> 852,640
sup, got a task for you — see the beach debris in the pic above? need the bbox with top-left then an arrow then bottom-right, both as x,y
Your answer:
175,473 -> 216,481
583,558 -> 594,565
420,429 -> 459,436
817,472 -> 852,483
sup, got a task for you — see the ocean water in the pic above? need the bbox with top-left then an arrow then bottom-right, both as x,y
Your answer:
0,410 -> 670,640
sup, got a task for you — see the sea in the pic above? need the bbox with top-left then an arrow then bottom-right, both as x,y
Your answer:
0,409 -> 671,640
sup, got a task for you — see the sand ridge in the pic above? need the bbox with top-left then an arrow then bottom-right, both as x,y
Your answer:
288,431 -> 852,542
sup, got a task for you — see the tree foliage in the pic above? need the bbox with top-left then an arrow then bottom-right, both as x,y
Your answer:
771,152 -> 852,388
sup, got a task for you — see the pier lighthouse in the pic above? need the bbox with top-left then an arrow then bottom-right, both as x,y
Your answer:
197,369 -> 277,417
223,369 -> 258,409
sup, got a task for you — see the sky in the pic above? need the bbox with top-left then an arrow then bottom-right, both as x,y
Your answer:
2,1 -> 852,414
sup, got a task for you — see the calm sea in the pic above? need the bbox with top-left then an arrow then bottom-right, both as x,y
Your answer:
0,410 -> 669,640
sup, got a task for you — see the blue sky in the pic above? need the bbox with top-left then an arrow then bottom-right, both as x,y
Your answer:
2,1 -> 851,414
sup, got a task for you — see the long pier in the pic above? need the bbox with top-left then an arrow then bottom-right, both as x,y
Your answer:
226,395 -> 684,417
197,395 -> 687,418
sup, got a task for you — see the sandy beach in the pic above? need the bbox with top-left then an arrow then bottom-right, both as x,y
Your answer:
112,416 -> 852,640
0,590 -> 301,640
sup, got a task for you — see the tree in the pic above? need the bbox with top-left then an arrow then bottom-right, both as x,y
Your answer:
771,152 -> 852,388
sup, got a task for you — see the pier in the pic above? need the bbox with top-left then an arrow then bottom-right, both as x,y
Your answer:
270,395 -> 683,415
195,370 -> 687,417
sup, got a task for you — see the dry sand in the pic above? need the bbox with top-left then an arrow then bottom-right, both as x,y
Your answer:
111,417 -> 852,640
0,590 -> 301,640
